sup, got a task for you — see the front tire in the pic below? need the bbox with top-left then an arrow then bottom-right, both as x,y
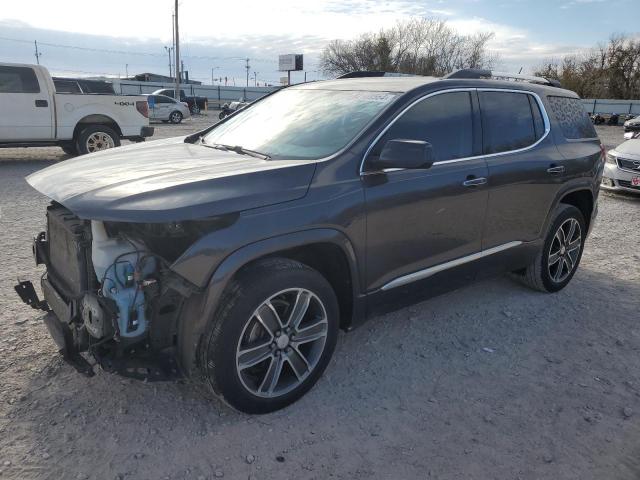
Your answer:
75,125 -> 120,155
191,104 -> 201,115
520,204 -> 586,293
200,258 -> 339,413
169,111 -> 183,124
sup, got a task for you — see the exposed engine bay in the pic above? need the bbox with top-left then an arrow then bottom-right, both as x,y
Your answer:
15,203 -> 202,379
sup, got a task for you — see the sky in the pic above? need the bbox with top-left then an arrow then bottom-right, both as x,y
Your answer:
0,0 -> 637,85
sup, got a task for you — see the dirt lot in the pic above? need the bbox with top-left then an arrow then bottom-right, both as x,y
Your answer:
1,121 -> 639,480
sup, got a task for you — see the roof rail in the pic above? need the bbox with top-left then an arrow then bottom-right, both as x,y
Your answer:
444,69 -> 562,88
337,71 -> 418,79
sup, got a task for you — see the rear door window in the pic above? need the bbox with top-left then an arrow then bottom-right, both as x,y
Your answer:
0,66 -> 40,93
479,91 -> 538,154
547,96 -> 597,139
371,91 -> 474,163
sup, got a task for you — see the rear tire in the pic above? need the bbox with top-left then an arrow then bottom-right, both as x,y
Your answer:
218,111 -> 226,120
191,104 -> 201,115
519,204 -> 586,293
75,125 -> 120,155
199,258 -> 339,413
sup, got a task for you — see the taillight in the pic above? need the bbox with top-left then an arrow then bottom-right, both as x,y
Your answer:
136,100 -> 149,118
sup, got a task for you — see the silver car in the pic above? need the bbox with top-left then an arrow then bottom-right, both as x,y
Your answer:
602,138 -> 640,194
144,94 -> 191,124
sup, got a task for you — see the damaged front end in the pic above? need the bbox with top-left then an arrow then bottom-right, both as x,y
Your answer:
15,203 -> 203,380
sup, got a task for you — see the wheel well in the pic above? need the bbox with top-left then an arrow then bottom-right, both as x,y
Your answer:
237,243 -> 354,330
73,115 -> 122,139
559,190 -> 594,229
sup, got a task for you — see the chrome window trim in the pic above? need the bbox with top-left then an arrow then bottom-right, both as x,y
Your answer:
380,241 -> 523,291
360,87 -> 551,174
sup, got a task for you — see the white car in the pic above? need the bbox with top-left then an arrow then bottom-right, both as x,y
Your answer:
603,138 -> 640,194
143,94 -> 191,124
0,63 -> 153,155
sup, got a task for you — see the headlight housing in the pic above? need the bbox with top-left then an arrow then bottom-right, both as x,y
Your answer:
606,153 -> 617,164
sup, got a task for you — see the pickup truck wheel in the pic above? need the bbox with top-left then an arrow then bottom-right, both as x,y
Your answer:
169,111 -> 183,124
200,258 -> 339,413
519,204 -> 586,293
190,104 -> 201,115
76,125 -> 120,155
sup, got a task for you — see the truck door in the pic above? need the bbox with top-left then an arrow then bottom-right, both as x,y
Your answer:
0,65 -> 53,141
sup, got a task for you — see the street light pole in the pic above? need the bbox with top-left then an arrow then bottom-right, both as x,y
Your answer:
174,0 -> 180,100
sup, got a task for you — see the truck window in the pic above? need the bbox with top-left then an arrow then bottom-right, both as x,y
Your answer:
479,91 -> 537,154
0,66 -> 40,93
54,79 -> 82,94
547,96 -> 597,139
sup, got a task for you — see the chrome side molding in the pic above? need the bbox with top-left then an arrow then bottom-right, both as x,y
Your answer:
380,241 -> 523,291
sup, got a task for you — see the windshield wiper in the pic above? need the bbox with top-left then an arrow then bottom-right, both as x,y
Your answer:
201,140 -> 270,160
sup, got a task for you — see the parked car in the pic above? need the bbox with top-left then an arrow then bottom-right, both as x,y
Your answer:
0,63 -> 153,155
152,88 -> 207,114
218,99 -> 250,119
602,138 -> 640,194
624,115 -> 640,132
16,70 -> 603,413
144,94 -> 191,124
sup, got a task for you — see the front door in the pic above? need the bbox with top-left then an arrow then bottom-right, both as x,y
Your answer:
0,65 -> 53,141
362,90 -> 489,293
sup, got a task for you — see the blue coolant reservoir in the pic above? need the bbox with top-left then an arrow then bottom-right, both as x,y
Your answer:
91,222 -> 155,339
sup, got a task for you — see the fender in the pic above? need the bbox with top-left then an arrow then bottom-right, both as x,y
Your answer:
177,228 -> 365,375
541,179 -> 596,239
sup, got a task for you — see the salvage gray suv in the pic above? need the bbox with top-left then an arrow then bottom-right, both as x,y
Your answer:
16,69 -> 604,413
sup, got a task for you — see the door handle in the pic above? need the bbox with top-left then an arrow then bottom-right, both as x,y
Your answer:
547,165 -> 565,174
35,99 -> 48,107
462,176 -> 487,187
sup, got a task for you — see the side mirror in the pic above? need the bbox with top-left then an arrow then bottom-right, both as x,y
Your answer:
368,139 -> 434,171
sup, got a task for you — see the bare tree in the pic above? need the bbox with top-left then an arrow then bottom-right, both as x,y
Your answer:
535,34 -> 640,99
320,18 -> 496,77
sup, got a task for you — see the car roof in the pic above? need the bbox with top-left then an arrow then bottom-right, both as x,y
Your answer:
289,76 -> 577,97
291,77 -> 440,92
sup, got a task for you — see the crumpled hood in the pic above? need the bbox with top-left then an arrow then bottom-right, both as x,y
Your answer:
27,137 -> 316,222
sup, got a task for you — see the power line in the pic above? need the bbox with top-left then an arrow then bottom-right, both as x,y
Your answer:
0,35 -> 279,63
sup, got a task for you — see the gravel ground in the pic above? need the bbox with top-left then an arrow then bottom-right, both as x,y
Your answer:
1,122 -> 639,480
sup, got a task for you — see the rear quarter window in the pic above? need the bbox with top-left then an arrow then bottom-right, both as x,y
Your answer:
547,96 -> 597,139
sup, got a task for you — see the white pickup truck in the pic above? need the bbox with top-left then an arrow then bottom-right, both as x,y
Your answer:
0,63 -> 154,155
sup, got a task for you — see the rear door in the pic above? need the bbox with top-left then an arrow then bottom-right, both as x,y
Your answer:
362,90 -> 489,292
0,65 -> 53,141
478,89 -> 565,248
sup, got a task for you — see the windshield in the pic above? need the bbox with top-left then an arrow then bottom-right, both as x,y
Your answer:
204,89 -> 399,160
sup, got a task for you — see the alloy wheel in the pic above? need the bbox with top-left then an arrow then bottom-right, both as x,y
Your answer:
85,132 -> 115,152
235,288 -> 329,398
548,217 -> 582,283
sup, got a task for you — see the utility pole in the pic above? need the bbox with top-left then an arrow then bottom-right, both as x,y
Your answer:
34,40 -> 41,64
174,0 -> 180,100
245,58 -> 250,87
253,72 -> 258,86
164,46 -> 173,78
125,64 -> 129,78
